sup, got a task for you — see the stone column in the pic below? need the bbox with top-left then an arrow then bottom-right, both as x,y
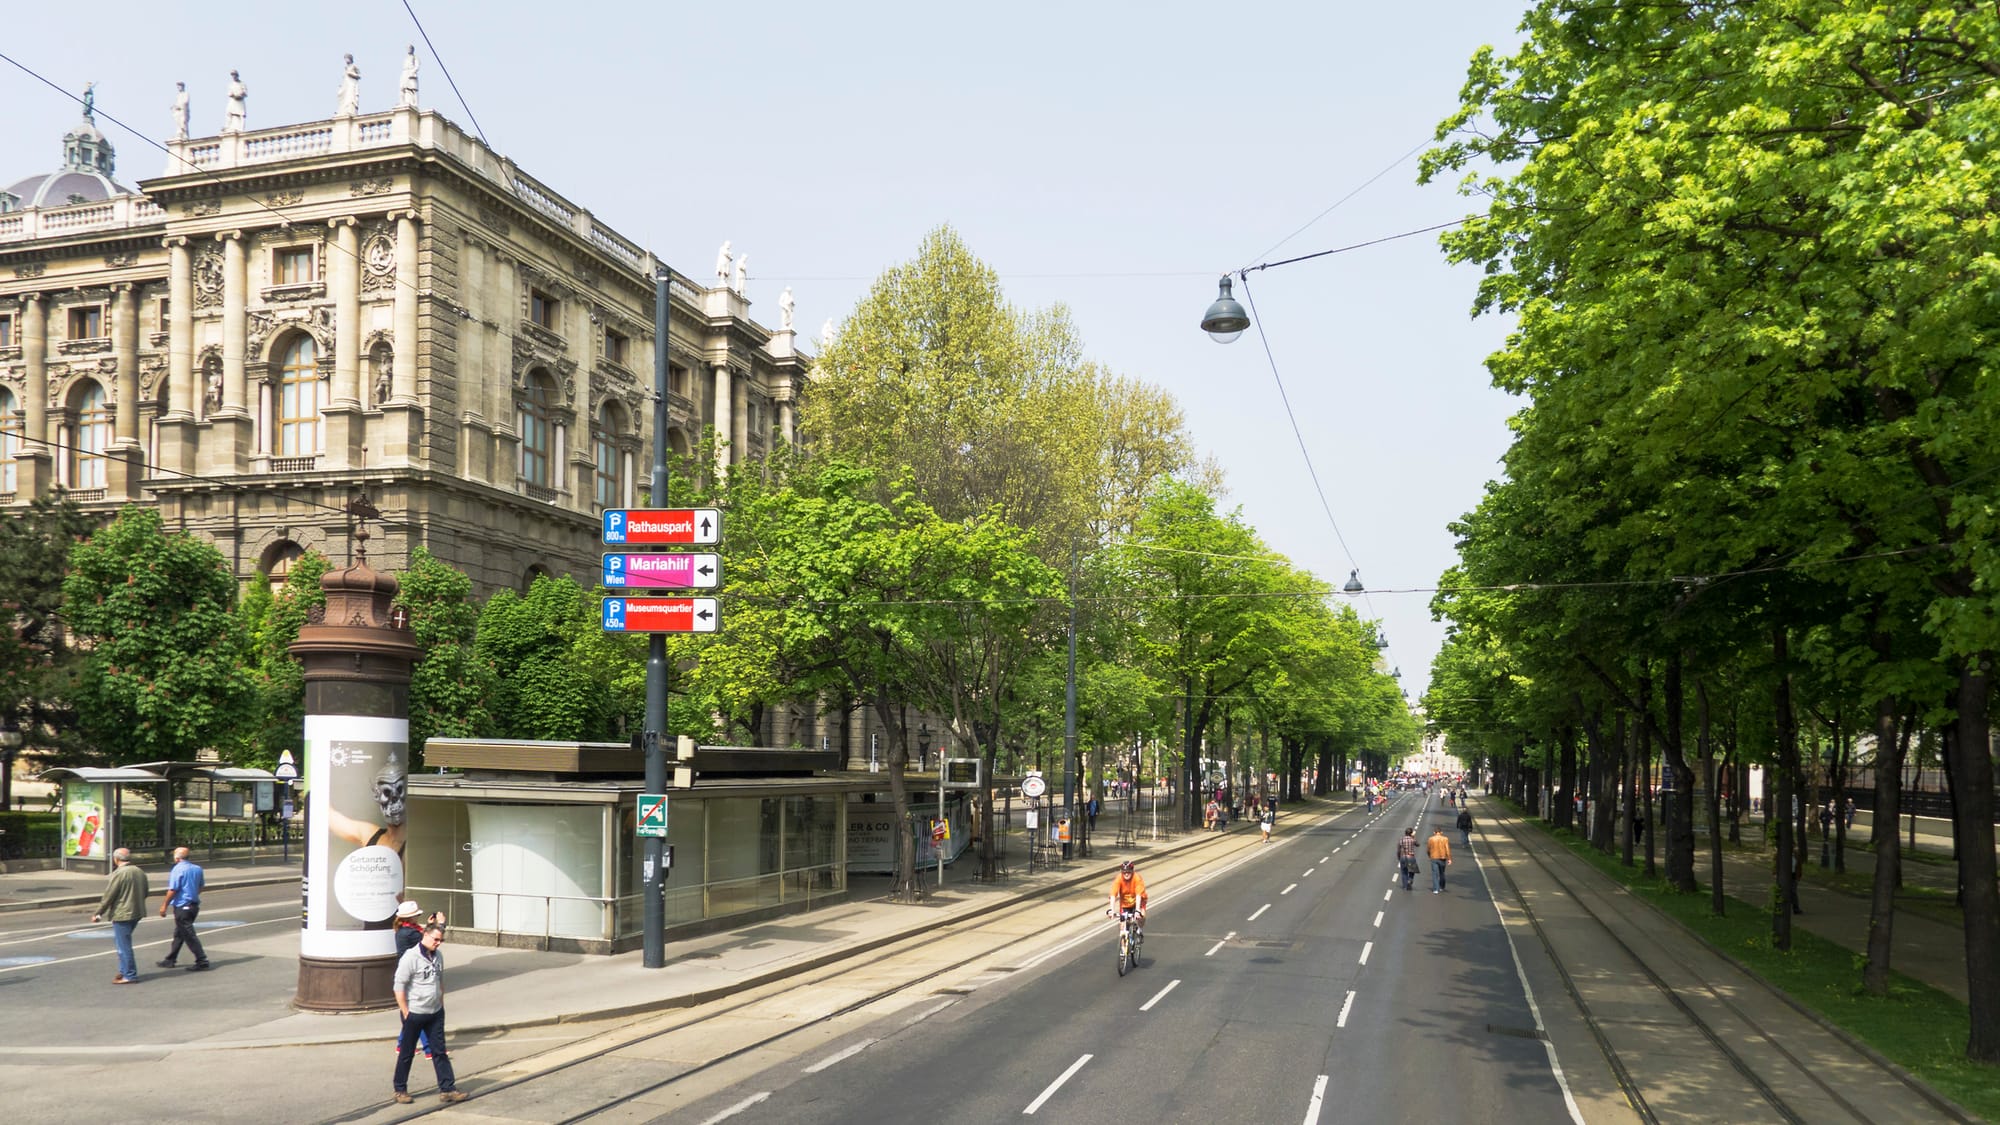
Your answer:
290,547 -> 421,1012
392,213 -> 418,402
458,242 -> 490,483
711,362 -> 733,479
108,283 -> 143,498
778,398 -> 795,447
17,294 -> 50,497
732,374 -> 749,462
323,217 -> 362,471
220,231 -> 247,414
374,211 -> 423,466
158,240 -> 196,475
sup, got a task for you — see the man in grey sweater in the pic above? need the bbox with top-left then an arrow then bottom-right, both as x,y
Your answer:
90,848 -> 148,984
391,923 -> 467,1104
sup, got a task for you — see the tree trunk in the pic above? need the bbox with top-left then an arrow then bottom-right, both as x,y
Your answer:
1863,694 -> 1903,997
867,688 -> 919,900
1591,709 -> 1615,852
1950,655 -> 2000,1062
1620,710 -> 1636,868
1664,653 -> 1696,892
1557,724 -> 1578,831
1832,711 -> 1849,875
1773,627 -> 1798,951
1640,671 -> 1658,878
1699,678 -> 1724,916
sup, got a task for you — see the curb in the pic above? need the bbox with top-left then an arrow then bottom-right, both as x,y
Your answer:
0,873 -> 300,915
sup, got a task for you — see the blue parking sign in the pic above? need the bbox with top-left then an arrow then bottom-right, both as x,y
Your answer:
602,598 -> 627,631
603,510 -> 628,544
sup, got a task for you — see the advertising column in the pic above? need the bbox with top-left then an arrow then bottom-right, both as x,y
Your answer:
288,543 -> 420,1011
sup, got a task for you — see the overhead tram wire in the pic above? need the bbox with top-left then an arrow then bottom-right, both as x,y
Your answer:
1240,136 -> 1437,270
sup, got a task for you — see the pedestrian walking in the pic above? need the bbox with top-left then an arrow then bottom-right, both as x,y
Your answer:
156,846 -> 211,971
1396,828 -> 1418,891
1259,805 -> 1275,844
393,901 -> 439,1058
1844,797 -> 1856,831
1456,807 -> 1473,849
391,923 -> 467,1105
1427,827 -> 1453,893
91,847 -> 149,983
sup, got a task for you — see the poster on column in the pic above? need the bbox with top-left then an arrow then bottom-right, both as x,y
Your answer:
302,714 -> 408,959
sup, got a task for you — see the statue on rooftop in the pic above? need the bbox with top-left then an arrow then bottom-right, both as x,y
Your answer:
715,241 -> 732,283
399,46 -> 420,109
82,81 -> 96,123
337,54 -> 361,116
223,71 -> 247,133
733,253 -> 748,295
779,287 -> 795,330
821,319 -> 835,349
170,82 -> 189,141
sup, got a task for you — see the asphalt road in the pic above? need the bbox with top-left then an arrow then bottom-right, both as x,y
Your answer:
665,791 -> 1573,1125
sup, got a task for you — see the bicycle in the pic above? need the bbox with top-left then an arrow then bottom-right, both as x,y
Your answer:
1109,907 -> 1143,976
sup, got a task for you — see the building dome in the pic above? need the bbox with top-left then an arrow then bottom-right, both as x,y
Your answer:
0,111 -> 129,213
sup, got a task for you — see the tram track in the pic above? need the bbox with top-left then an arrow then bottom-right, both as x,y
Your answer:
319,799 -> 1380,1124
1481,810 -> 1972,1125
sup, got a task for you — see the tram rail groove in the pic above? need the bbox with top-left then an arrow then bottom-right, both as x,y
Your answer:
319,801 -> 1376,1124
1483,810 -> 1975,1125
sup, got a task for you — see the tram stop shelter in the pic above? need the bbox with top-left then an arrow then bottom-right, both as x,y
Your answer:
407,739 -> 869,955
40,762 -> 285,873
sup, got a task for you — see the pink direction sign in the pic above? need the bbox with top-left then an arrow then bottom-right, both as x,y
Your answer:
603,553 -> 720,590
601,597 -> 719,634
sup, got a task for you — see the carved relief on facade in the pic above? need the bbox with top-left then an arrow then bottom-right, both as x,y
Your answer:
477,207 -> 512,236
183,199 -> 221,217
193,245 -> 225,309
13,263 -> 45,279
266,189 -> 304,206
361,225 -> 396,293
103,251 -> 139,268
249,308 -> 335,364
349,177 -> 395,197
139,356 -> 167,397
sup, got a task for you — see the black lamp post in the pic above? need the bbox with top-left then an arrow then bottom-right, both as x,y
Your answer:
918,723 -> 931,772
0,715 -> 20,812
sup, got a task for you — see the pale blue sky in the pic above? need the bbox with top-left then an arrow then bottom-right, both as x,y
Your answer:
2,2 -> 1529,699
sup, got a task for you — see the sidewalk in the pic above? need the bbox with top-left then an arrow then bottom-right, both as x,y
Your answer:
0,794 -> 1326,1054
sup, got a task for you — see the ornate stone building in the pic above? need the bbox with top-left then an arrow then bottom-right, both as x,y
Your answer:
0,88 -> 808,595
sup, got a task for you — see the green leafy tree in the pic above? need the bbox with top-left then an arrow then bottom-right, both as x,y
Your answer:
62,506 -> 254,765
0,495 -> 95,773
476,573 -> 619,741
232,549 -> 329,769
396,546 -> 498,763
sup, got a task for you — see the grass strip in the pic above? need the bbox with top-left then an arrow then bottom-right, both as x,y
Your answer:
1497,800 -> 1999,1121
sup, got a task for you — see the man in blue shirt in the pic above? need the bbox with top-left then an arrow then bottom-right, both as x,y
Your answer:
156,846 -> 211,971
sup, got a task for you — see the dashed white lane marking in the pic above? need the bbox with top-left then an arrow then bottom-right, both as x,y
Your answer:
803,1038 -> 877,1074
1319,856 -> 1329,864
1337,990 -> 1356,1028
1205,930 -> 1236,957
1024,1054 -> 1093,1115
1303,869 -> 1314,878
1281,883 -> 1298,895
1383,888 -> 1393,902
903,999 -> 957,1027
1359,941 -> 1373,965
699,1092 -> 770,1124
1373,911 -> 1383,927
1247,904 -> 1271,922
1140,979 -> 1181,1012
1304,1074 -> 1329,1125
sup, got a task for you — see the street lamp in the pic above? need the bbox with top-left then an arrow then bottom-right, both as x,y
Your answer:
1375,631 -> 1389,650
1200,276 -> 1250,343
1343,569 -> 1364,594
918,723 -> 932,772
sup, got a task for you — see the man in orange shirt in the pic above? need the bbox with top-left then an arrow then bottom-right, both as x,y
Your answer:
1107,859 -> 1148,936
1427,826 -> 1453,894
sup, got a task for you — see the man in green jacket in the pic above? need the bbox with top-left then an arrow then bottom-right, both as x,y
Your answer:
91,848 -> 149,984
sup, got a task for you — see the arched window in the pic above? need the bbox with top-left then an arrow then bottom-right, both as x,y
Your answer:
72,380 -> 110,489
0,386 -> 18,494
594,402 -> 624,508
262,540 -> 305,595
277,337 -> 322,456
518,372 -> 555,488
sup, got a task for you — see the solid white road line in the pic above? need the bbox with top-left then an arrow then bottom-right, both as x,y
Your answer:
1336,990 -> 1356,1028
803,1038 -> 877,1074
1204,931 -> 1235,957
1373,911 -> 1383,928
1024,1054 -> 1092,1115
1140,979 -> 1181,1012
1281,883 -> 1298,895
903,999 -> 957,1027
1359,941 -> 1373,965
1247,904 -> 1271,922
699,1092 -> 770,1125
1304,1074 -> 1329,1125
1473,834 -> 1586,1124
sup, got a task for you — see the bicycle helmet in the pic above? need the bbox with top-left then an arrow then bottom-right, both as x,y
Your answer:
1119,860 -> 1136,875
